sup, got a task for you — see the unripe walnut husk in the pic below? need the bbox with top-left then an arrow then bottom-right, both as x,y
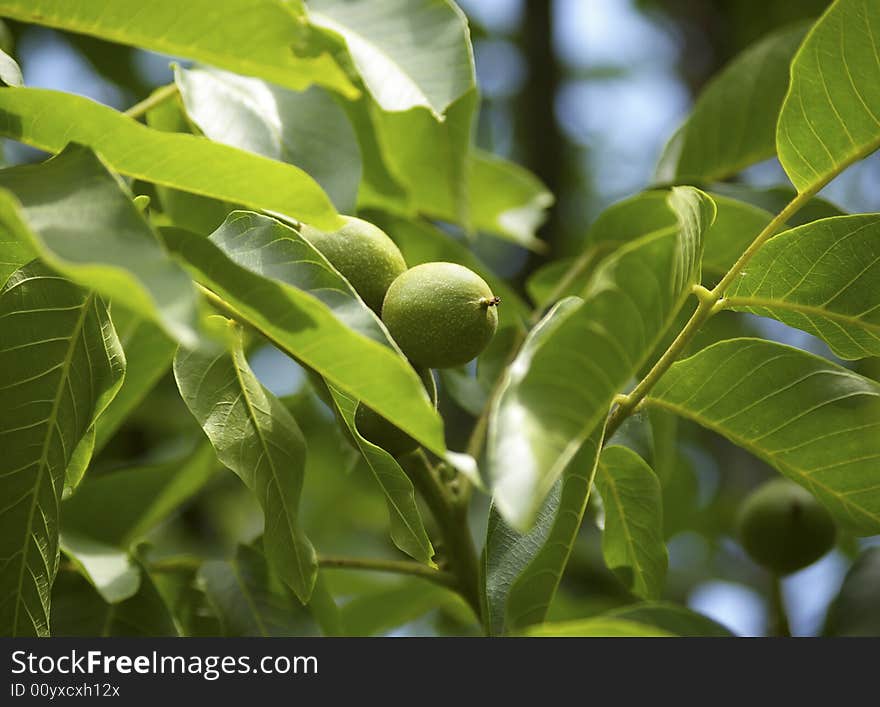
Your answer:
737,478 -> 836,575
381,262 -> 499,369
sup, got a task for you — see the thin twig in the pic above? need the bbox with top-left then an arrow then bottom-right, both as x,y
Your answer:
318,555 -> 458,590
124,83 -> 179,120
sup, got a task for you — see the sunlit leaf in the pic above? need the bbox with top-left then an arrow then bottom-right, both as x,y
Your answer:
0,0 -> 357,96
0,46 -> 21,86
525,602 -> 732,636
175,65 -> 362,213
489,188 -> 715,530
0,144 -> 199,345
726,214 -> 880,359
59,532 -> 140,604
308,0 -> 474,116
649,338 -> 880,535
777,0 -> 880,193
0,88 -> 343,231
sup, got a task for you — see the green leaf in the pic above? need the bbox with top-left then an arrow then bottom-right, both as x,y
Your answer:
51,565 -> 178,636
525,618 -> 674,637
327,386 -> 434,564
596,446 -> 668,599
144,95 -> 234,236
0,0 -> 357,97
208,211 -> 388,345
649,338 -> 880,535
160,223 -> 445,456
657,23 -> 807,183
488,188 -> 715,530
709,183 -> 846,226
175,65 -> 362,213
340,577 -> 473,636
0,88 -> 343,231
174,320 -> 317,602
371,89 -> 476,226
64,424 -> 95,493
603,602 -> 733,637
777,0 -> 880,193
0,263 -> 125,636
525,602 -> 732,636
725,214 -> 880,360
200,544 -> 318,637
308,0 -> 474,117
484,425 -> 604,635
468,149 -> 552,251
93,310 -> 177,452
0,46 -> 21,86
527,190 -> 767,309
0,145 -> 199,345
62,443 -> 217,547
59,532 -> 140,604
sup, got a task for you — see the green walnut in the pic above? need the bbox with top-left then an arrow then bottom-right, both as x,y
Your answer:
381,262 -> 499,369
354,368 -> 436,457
737,479 -> 836,575
301,216 -> 407,313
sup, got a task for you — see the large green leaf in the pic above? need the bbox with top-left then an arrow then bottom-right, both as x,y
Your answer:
208,211 -> 387,345
0,88 -> 342,231
93,310 -> 177,452
308,0 -> 474,117
725,214 -> 880,360
527,190 -> 767,309
777,0 -> 880,193
0,263 -> 125,636
51,566 -> 177,637
328,387 -> 433,564
371,89 -> 476,227
649,338 -> 880,535
657,23 -> 807,183
175,319 -> 317,602
0,145 -> 199,345
488,188 -> 715,530
160,225 -> 445,456
175,65 -> 362,213
468,149 -> 552,252
595,446 -> 667,600
482,298 -> 602,634
200,544 -> 318,637
483,425 -> 604,635
0,0 -> 356,97
62,443 -> 217,547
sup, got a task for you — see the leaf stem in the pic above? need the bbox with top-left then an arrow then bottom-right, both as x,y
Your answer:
318,555 -> 459,590
527,246 -> 601,326
124,83 -> 179,120
398,450 -> 483,622
605,186 -> 818,441
769,574 -> 792,637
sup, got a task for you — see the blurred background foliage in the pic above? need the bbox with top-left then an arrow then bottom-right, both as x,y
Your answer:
6,0 -> 879,636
